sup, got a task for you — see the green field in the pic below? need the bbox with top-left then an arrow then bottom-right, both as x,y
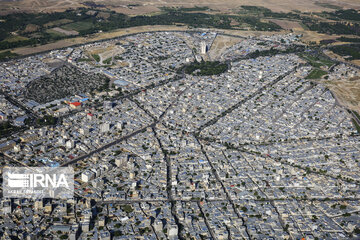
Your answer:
330,45 -> 360,60
179,61 -> 228,76
0,50 -> 18,60
92,54 -> 100,62
46,29 -> 67,38
351,119 -> 360,134
300,54 -> 331,79
299,54 -> 334,68
103,57 -> 112,65
44,18 -> 73,27
337,37 -> 360,43
306,69 -> 327,79
62,21 -> 94,32
4,35 -> 29,42
77,58 -> 92,62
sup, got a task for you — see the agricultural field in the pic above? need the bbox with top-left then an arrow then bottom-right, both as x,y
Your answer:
4,35 -> 29,42
47,27 -> 79,37
62,21 -> 94,33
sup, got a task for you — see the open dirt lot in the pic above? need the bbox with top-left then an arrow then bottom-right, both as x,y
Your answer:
87,45 -> 125,64
294,29 -> 339,44
323,77 -> 360,113
208,35 -> 244,60
269,19 -> 303,30
323,49 -> 360,67
1,0 -> 359,15
51,27 -> 78,36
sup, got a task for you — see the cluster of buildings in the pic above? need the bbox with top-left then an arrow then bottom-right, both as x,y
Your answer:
0,55 -> 52,98
4,98 -> 153,167
162,54 -> 301,132
221,33 -> 300,61
0,31 -> 359,239
0,95 -> 26,126
71,32 -> 194,91
201,65 -> 354,142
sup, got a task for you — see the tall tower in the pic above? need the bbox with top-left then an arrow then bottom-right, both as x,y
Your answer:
200,41 -> 207,54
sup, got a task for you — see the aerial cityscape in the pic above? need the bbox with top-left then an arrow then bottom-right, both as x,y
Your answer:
0,1 -> 360,239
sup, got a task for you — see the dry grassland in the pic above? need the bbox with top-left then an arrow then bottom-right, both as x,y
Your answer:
1,0 -> 359,16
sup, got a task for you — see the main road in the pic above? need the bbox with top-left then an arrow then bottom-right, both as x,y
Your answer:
60,122 -> 156,167
61,76 -> 190,167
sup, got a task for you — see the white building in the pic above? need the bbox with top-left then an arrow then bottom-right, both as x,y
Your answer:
100,122 -> 110,133
115,155 -> 127,167
66,140 -> 75,149
115,121 -> 123,130
168,224 -> 178,239
154,219 -> 163,232
81,170 -> 95,183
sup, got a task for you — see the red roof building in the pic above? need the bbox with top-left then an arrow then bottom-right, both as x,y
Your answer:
70,102 -> 82,109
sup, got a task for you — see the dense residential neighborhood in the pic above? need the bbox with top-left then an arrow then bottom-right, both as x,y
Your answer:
0,31 -> 360,239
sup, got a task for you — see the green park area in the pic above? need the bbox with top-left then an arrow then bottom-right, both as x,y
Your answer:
180,61 -> 228,76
